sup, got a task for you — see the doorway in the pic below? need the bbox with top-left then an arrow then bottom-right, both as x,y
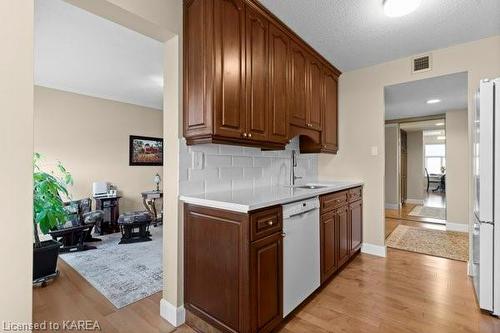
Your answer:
383,72 -> 469,261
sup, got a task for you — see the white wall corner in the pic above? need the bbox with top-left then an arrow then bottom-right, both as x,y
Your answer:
406,198 -> 424,205
467,260 -> 473,277
361,243 -> 387,257
160,298 -> 185,327
384,203 -> 400,210
446,222 -> 468,233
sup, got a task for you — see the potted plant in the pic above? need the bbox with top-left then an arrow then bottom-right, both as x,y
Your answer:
33,153 -> 73,281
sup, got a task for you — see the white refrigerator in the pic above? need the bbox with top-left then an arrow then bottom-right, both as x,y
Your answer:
472,78 -> 500,315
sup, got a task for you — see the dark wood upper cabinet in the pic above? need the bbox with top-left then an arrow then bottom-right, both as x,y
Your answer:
250,233 -> 283,333
321,69 -> 339,153
289,41 -> 308,128
184,0 -> 213,138
268,24 -> 290,144
307,55 -> 323,131
214,0 -> 246,140
183,0 -> 341,152
246,6 -> 269,142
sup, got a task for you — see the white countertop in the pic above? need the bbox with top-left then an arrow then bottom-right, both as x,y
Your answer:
179,180 -> 363,213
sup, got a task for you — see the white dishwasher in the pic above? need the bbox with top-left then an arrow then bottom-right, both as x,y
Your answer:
282,197 -> 321,317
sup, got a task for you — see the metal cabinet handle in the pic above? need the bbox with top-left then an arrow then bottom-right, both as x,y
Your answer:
242,132 -> 247,138
266,220 -> 273,226
248,133 -> 252,138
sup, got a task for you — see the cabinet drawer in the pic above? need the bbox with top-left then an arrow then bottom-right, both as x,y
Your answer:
320,191 -> 348,213
349,187 -> 362,202
250,206 -> 282,242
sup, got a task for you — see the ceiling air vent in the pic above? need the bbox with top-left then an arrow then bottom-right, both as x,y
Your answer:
411,54 -> 432,73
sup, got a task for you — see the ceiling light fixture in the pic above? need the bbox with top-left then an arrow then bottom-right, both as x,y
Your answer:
437,136 -> 446,140
427,99 -> 441,104
383,0 -> 421,17
435,122 -> 445,126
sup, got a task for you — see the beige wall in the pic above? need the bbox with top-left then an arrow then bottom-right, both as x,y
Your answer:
66,0 -> 185,314
407,131 -> 424,202
0,0 -> 183,328
446,109 -> 469,225
0,0 -> 33,328
384,125 -> 399,207
319,36 -> 500,248
34,86 -> 163,212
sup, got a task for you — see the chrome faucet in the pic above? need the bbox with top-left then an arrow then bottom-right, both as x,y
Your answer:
290,150 -> 303,186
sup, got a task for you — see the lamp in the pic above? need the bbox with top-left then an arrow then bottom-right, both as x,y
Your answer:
383,0 -> 421,17
153,173 -> 161,192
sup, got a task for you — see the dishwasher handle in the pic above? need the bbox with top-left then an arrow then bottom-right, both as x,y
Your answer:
285,207 -> 318,219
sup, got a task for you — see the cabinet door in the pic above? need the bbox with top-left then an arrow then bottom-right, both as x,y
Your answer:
184,0 -> 214,138
336,206 -> 350,267
349,200 -> 363,253
320,211 -> 337,283
214,0 -> 246,139
251,233 -> 282,333
307,56 -> 322,130
322,69 -> 338,152
289,41 -> 308,128
246,6 -> 268,141
268,24 -> 289,144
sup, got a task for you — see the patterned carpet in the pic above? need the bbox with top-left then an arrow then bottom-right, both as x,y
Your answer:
386,225 -> 468,261
60,225 -> 163,308
409,205 -> 446,220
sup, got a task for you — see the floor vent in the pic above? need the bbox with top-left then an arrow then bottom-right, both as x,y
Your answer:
412,54 -> 432,73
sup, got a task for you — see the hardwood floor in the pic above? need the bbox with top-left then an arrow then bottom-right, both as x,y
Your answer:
386,192 -> 446,225
385,217 -> 446,238
33,260 -> 177,333
34,250 -> 499,333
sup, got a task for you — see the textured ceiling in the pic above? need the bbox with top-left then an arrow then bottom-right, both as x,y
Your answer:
35,0 -> 164,110
384,72 -> 467,120
259,0 -> 500,71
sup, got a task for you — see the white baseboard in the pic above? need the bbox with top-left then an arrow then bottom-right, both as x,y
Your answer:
361,243 -> 387,257
160,298 -> 185,327
385,203 -> 400,210
406,198 -> 424,205
446,222 -> 468,232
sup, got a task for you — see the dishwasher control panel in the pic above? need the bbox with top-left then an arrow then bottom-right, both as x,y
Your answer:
282,197 -> 320,219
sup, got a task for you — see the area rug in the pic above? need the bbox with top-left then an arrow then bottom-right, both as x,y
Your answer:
386,225 -> 468,261
408,205 -> 446,220
60,225 -> 163,308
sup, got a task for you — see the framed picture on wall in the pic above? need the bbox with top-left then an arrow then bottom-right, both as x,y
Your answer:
129,135 -> 163,166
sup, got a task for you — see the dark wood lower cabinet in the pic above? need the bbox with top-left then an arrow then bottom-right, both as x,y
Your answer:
184,204 -> 282,333
350,199 -> 363,252
250,233 -> 282,333
320,211 -> 337,283
320,187 -> 363,283
184,186 -> 363,333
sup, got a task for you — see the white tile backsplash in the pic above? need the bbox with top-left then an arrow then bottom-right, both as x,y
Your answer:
179,137 -> 318,195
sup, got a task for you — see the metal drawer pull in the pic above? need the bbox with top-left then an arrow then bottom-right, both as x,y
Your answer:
266,220 -> 274,226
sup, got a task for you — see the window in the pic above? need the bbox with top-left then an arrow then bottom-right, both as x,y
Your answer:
425,144 -> 446,174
